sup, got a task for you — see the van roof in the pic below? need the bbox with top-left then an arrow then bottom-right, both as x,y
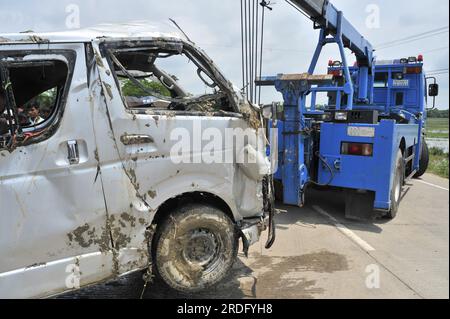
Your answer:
0,21 -> 186,44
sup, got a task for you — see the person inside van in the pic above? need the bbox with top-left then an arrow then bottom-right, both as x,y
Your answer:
0,90 -> 9,135
28,102 -> 44,125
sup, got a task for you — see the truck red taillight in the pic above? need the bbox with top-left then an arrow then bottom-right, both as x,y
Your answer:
341,142 -> 373,157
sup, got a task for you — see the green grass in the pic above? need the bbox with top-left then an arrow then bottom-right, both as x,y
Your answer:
429,147 -> 449,179
428,132 -> 449,139
425,118 -> 448,178
427,118 -> 449,139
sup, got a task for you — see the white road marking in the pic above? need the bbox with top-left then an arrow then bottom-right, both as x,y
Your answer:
312,205 -> 376,252
415,180 -> 449,191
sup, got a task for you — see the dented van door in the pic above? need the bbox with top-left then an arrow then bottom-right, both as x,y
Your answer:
0,43 -> 113,298
89,38 -> 269,275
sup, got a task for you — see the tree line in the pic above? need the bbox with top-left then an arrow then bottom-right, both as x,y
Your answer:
427,109 -> 449,118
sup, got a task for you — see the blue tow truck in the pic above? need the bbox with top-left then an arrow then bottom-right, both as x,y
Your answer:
257,0 -> 440,219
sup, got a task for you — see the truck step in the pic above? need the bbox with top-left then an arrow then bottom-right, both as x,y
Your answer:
405,169 -> 418,182
405,154 -> 415,163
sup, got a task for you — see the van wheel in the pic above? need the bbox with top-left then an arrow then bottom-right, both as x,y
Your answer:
152,204 -> 238,293
414,140 -> 429,178
386,150 -> 404,219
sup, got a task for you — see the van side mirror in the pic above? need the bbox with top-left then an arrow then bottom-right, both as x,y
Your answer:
429,83 -> 439,97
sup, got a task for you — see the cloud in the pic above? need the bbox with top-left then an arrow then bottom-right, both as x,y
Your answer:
0,0 -> 448,109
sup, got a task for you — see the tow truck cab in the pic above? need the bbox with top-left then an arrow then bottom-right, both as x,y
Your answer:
268,55 -> 438,219
313,56 -> 437,217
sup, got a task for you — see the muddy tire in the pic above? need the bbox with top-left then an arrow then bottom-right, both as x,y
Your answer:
152,204 -> 238,293
386,150 -> 404,219
414,140 -> 429,178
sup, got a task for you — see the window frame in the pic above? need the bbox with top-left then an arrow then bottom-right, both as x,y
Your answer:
373,72 -> 389,88
0,49 -> 76,150
101,39 -> 241,117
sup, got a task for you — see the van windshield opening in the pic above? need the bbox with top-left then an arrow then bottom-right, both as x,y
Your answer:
109,47 -> 233,113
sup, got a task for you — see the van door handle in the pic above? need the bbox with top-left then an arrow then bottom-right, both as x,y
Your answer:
120,134 -> 154,146
67,140 -> 80,165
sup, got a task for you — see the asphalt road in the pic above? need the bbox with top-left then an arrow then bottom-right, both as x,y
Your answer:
58,173 -> 449,299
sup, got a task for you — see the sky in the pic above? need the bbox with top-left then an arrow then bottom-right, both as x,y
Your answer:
0,0 -> 449,109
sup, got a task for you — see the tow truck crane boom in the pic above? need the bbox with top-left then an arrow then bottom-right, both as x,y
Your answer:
285,0 -> 374,105
290,0 -> 373,67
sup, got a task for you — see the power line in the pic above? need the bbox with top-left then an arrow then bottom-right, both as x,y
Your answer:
376,26 -> 449,50
427,72 -> 449,77
240,0 -> 245,92
422,46 -> 449,54
427,67 -> 449,76
258,1 -> 266,104
427,68 -> 449,73
199,43 -> 312,54
243,0 -> 249,97
377,31 -> 449,50
240,0 -> 273,102
427,71 -> 449,75
200,42 -> 448,55
254,0 -> 259,103
376,26 -> 449,47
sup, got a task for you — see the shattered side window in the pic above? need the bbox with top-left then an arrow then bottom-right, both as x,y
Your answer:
0,56 -> 70,149
9,61 -> 67,128
110,46 -> 233,113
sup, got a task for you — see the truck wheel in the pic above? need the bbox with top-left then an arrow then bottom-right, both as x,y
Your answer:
386,150 -> 404,219
152,204 -> 238,293
414,140 -> 429,178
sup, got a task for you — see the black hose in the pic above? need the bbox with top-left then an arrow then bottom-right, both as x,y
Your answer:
298,152 -> 334,208
265,175 -> 276,249
305,151 -> 335,188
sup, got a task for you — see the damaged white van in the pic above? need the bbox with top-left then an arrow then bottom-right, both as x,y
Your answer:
0,22 -> 276,298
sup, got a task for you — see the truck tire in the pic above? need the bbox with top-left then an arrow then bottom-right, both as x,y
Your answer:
386,150 -> 404,219
414,140 -> 429,178
152,203 -> 238,293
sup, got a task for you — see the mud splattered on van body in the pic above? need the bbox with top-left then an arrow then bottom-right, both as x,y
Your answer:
0,22 -> 271,298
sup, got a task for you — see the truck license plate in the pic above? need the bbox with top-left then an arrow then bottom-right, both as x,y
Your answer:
347,126 -> 375,138
393,79 -> 409,87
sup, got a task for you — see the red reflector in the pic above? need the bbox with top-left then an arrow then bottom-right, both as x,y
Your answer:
341,143 -> 373,157
405,66 -> 422,74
